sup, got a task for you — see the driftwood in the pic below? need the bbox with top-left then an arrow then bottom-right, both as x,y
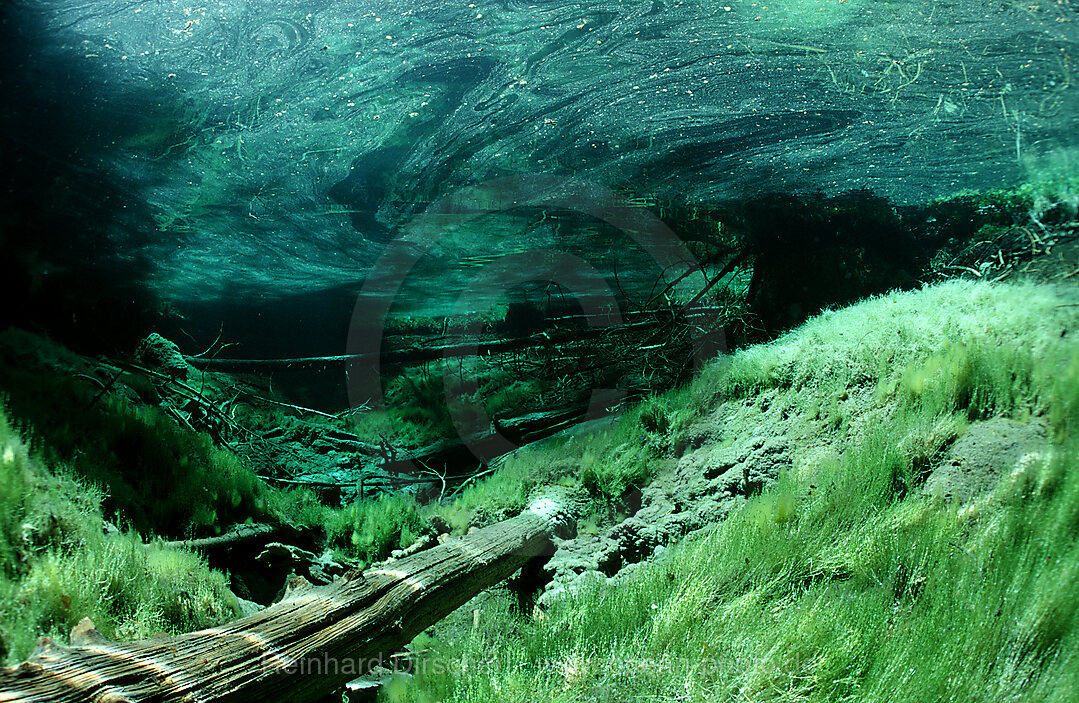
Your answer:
0,491 -> 577,703
497,407 -> 583,444
183,317 -> 665,370
153,523 -> 281,553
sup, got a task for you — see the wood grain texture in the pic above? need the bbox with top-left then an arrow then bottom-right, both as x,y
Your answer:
0,493 -> 574,702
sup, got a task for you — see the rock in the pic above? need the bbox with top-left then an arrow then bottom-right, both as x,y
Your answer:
69,618 -> 108,647
282,574 -> 315,599
345,668 -> 404,702
677,431 -> 791,499
924,418 -> 1049,503
134,333 -> 190,380
537,570 -> 608,609
429,515 -> 451,535
234,596 -> 262,618
257,542 -> 348,586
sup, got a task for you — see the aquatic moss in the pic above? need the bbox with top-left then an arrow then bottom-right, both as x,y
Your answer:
0,405 -> 238,664
324,492 -> 428,566
395,280 -> 1079,702
0,330 -> 268,538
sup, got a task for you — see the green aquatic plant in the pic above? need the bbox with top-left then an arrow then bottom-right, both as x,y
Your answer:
709,280 -> 1071,415
392,280 -> 1079,703
0,331 -> 269,538
0,405 -> 238,664
324,492 -> 428,566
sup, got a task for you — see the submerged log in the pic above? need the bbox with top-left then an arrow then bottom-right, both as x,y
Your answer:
183,317 -> 664,370
0,490 -> 578,703
153,523 -> 281,553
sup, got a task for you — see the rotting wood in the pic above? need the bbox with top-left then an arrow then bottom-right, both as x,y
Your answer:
0,489 -> 578,703
183,317 -> 667,370
152,523 -> 281,553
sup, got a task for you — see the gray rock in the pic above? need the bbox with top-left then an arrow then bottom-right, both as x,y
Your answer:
134,333 -> 190,380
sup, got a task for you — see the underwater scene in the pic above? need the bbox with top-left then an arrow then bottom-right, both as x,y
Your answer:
0,0 -> 1078,700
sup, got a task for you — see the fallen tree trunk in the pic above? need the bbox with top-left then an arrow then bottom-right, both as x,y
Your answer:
0,490 -> 578,703
183,317 -> 664,370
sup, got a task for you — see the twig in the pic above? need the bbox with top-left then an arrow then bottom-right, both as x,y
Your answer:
449,464 -> 500,498
237,390 -> 341,420
334,403 -> 371,419
682,247 -> 754,311
189,324 -> 236,359
86,369 -> 124,410
942,264 -> 983,277
415,461 -> 448,502
117,362 -> 254,441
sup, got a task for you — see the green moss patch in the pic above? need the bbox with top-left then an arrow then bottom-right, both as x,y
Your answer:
0,406 -> 238,664
392,279 -> 1079,703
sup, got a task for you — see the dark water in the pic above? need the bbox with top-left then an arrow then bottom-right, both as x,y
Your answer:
1,0 -> 1076,352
